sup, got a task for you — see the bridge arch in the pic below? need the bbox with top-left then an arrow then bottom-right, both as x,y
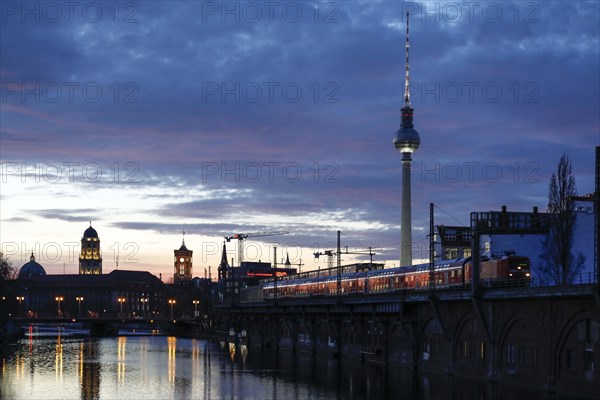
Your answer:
420,315 -> 446,370
496,311 -> 546,386
553,310 -> 600,394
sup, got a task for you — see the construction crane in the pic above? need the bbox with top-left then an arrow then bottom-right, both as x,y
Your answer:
224,231 -> 289,266
340,246 -> 378,270
313,250 -> 335,270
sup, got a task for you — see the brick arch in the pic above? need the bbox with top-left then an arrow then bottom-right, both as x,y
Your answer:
496,312 -> 546,383
388,318 -> 415,367
315,318 -> 336,346
420,315 -> 446,368
341,318 -> 363,347
553,310 -> 600,393
453,313 -> 487,375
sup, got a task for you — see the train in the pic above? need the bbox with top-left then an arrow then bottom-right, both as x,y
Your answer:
256,255 -> 530,300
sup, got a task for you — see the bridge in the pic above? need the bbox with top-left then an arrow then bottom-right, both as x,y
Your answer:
11,317 -> 208,336
214,283 -> 600,399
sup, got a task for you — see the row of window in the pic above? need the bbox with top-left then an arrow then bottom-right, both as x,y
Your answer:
443,232 -> 472,241
506,344 -> 540,368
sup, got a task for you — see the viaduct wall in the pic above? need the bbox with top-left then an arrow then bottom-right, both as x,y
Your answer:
214,286 -> 600,398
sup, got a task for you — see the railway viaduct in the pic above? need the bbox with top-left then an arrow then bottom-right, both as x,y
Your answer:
213,284 -> 600,398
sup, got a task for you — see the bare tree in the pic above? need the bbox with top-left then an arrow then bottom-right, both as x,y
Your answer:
539,153 -> 586,284
0,252 -> 18,280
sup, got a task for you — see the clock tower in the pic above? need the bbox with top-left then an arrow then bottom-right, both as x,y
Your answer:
174,232 -> 193,283
79,222 -> 102,274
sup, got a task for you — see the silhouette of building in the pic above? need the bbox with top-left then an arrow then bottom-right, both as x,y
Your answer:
18,252 -> 46,279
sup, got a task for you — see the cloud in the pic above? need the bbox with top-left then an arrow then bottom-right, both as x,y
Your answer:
1,1 -> 598,270
28,209 -> 99,222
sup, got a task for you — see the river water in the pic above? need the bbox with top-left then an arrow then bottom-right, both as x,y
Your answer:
0,331 -> 572,400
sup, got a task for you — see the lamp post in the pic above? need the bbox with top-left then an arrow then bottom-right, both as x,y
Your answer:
55,296 -> 64,318
141,298 -> 148,320
76,296 -> 84,316
118,297 -> 126,317
16,296 -> 24,317
192,300 -> 199,317
168,299 -> 176,320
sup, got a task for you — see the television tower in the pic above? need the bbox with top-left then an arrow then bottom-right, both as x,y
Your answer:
393,12 -> 420,266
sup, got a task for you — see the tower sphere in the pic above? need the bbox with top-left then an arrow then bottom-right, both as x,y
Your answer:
393,125 -> 420,154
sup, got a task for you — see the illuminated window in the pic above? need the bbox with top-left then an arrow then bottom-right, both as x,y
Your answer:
444,248 -> 458,259
179,265 -> 184,275
462,340 -> 469,358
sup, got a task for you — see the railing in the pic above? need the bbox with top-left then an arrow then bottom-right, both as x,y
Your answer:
530,272 -> 597,287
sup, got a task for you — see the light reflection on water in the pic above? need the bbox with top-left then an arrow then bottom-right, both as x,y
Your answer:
1,333 -> 567,400
2,335 -> 359,400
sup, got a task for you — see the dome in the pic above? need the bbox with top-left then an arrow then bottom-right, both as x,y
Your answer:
19,253 -> 46,279
84,225 -> 98,238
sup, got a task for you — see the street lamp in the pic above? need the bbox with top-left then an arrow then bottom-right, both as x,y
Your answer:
192,300 -> 199,317
16,296 -> 24,317
76,296 -> 84,316
168,299 -> 176,320
118,297 -> 126,317
141,298 -> 148,319
55,296 -> 64,318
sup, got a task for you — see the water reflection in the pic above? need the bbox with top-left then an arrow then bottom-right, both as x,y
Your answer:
167,336 -> 176,386
1,335 -> 574,400
117,336 -> 126,384
81,339 -> 100,400
55,334 -> 62,383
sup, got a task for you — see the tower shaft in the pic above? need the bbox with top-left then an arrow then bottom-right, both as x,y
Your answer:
401,153 -> 413,266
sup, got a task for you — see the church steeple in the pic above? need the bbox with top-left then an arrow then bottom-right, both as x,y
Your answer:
218,242 -> 229,281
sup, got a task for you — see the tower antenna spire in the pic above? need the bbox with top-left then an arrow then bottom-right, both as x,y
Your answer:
182,230 -> 185,246
404,11 -> 411,106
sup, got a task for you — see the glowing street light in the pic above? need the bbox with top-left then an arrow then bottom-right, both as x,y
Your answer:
118,297 -> 126,317
192,300 -> 200,317
16,296 -> 24,317
141,298 -> 149,319
76,296 -> 84,316
55,296 -> 64,317
168,299 -> 176,320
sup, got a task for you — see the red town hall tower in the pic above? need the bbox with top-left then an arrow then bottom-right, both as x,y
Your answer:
174,233 -> 193,283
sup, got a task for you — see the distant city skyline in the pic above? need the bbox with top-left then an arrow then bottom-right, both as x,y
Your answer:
1,1 -> 598,279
